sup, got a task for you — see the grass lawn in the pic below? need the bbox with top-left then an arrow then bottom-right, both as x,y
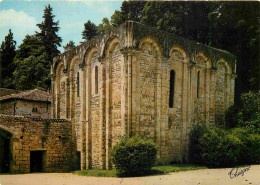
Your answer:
73,164 -> 207,177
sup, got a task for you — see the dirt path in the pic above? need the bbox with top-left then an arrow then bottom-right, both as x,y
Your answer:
0,165 -> 259,185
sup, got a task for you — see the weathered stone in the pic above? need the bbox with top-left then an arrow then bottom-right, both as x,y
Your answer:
51,21 -> 236,169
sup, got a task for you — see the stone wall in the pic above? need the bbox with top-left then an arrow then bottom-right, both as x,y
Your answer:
0,100 -> 51,119
51,22 -> 236,170
0,115 -> 73,173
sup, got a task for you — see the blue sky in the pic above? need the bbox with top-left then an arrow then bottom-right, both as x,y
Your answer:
0,0 -> 123,51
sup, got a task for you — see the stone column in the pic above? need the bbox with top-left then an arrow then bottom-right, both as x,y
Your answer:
51,74 -> 56,118
209,67 -> 217,126
159,57 -> 169,163
188,62 -> 196,125
127,51 -> 133,137
86,63 -> 92,169
105,55 -> 112,169
120,49 -> 128,137
230,73 -> 237,106
99,58 -> 106,169
205,68 -> 211,126
69,70 -> 74,120
123,49 -> 138,136
182,61 -> 189,139
225,73 -> 231,110
80,64 -> 86,170
65,75 -> 70,119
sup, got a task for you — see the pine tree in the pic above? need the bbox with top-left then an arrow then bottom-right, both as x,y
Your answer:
82,20 -> 98,41
63,41 -> 76,52
36,4 -> 62,62
0,29 -> 16,88
13,35 -> 50,90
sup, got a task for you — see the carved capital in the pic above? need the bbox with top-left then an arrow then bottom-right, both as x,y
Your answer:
62,68 -> 68,74
231,73 -> 237,79
211,66 -> 217,72
79,63 -> 84,69
188,61 -> 196,68
120,47 -> 139,56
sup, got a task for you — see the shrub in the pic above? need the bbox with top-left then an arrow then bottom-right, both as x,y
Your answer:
231,128 -> 260,164
110,135 -> 157,177
189,124 -> 242,168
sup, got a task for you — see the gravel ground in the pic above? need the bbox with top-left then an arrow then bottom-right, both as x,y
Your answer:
0,165 -> 259,185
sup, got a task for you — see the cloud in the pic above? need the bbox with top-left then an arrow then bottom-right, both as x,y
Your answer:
0,9 -> 38,46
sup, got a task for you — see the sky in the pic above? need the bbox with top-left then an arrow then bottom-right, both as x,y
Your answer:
0,0 -> 123,51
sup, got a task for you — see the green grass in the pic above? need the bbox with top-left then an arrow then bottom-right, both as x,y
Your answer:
74,169 -> 117,177
73,164 -> 207,177
151,164 -> 207,174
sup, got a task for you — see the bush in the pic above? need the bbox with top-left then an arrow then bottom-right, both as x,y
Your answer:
110,135 -> 157,177
189,124 -> 242,168
231,128 -> 260,164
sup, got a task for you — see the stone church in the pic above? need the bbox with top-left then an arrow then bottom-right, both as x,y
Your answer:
51,21 -> 236,170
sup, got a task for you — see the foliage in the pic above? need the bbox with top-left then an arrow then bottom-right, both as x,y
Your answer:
225,91 -> 260,129
237,91 -> 260,129
110,1 -> 146,27
13,35 -> 50,90
97,18 -> 113,34
82,20 -> 98,41
63,41 -> 76,52
0,29 -> 16,88
13,4 -> 62,90
110,135 -> 157,177
231,127 -> 260,164
36,4 -> 62,62
189,124 -> 260,168
225,105 -> 239,128
109,1 -> 260,96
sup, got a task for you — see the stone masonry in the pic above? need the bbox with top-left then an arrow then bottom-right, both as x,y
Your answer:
51,21 -> 237,169
0,115 -> 74,173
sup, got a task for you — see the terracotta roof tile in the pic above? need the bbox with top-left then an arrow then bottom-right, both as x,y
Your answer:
0,89 -> 51,103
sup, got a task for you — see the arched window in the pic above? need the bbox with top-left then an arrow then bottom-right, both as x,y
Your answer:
169,70 -> 175,108
77,72 -> 80,97
197,71 -> 200,98
95,66 -> 98,94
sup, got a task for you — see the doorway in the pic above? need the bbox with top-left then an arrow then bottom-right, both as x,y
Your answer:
75,151 -> 81,170
0,129 -> 12,173
30,151 -> 46,172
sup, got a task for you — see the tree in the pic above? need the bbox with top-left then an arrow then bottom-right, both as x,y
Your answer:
0,29 -> 16,88
36,4 -> 62,62
63,41 -> 76,52
97,18 -> 113,34
13,35 -> 50,90
82,20 -> 98,41
110,1 -> 146,27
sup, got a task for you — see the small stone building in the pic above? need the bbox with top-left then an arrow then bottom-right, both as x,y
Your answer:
0,89 -> 51,119
51,22 -> 237,170
0,115 -> 73,173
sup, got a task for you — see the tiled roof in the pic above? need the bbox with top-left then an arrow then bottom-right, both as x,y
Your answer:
0,88 -> 21,97
0,89 -> 51,103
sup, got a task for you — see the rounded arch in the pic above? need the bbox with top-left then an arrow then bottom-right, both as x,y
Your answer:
53,59 -> 63,72
216,58 -> 232,75
56,62 -> 64,78
139,36 -> 162,58
195,52 -> 211,69
84,46 -> 98,66
103,36 -> 120,58
169,45 -> 189,63
69,56 -> 80,72
0,124 -> 13,135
